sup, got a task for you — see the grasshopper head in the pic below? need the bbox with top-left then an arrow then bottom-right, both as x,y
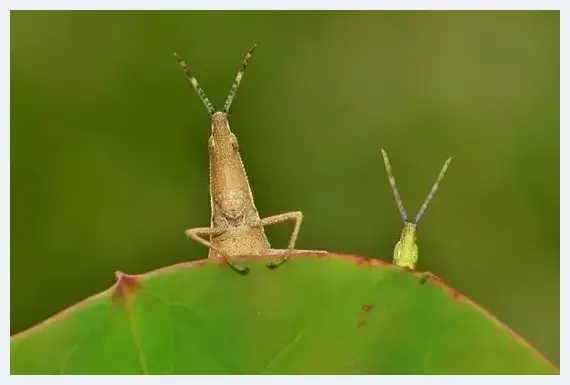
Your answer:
393,222 -> 418,269
209,111 -> 238,155
211,111 -> 231,138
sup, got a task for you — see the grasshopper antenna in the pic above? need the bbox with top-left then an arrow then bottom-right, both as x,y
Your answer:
413,157 -> 452,224
173,52 -> 216,115
222,44 -> 257,114
381,149 -> 408,223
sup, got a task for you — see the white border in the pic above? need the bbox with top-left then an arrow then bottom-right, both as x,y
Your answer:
5,1 -> 564,384
558,0 -> 566,382
3,375 -> 568,384
4,1 -> 567,11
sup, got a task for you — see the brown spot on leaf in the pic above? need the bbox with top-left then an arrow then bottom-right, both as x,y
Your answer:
417,272 -> 464,300
193,258 -> 209,268
356,320 -> 366,328
449,288 -> 460,299
430,275 -> 445,285
354,257 -> 369,265
369,258 -> 386,266
112,271 -> 141,302
417,272 -> 444,286
361,304 -> 374,312
214,257 -> 227,265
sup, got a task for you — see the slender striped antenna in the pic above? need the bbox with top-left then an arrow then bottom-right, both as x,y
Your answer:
222,44 -> 257,114
173,52 -> 215,115
413,157 -> 452,224
381,149 -> 408,223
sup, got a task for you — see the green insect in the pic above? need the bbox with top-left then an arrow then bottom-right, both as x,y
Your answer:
380,149 -> 452,270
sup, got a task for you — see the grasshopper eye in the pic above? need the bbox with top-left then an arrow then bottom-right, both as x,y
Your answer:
230,133 -> 239,151
208,136 -> 215,152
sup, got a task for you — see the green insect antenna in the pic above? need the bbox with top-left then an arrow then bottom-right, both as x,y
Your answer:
413,157 -> 452,224
222,44 -> 257,114
381,149 -> 408,223
173,51 -> 215,115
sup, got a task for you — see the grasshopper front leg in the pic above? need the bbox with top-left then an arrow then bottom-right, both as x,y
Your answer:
185,227 -> 250,275
255,211 -> 303,269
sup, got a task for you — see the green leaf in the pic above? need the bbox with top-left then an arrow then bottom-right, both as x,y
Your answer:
10,253 -> 558,374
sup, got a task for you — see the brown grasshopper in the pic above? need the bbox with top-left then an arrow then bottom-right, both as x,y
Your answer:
173,45 -> 307,275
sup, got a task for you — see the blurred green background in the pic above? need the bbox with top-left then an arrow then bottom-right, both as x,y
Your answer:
10,11 -> 559,365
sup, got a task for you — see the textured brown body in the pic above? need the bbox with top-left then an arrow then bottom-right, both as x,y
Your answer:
207,112 -> 270,258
